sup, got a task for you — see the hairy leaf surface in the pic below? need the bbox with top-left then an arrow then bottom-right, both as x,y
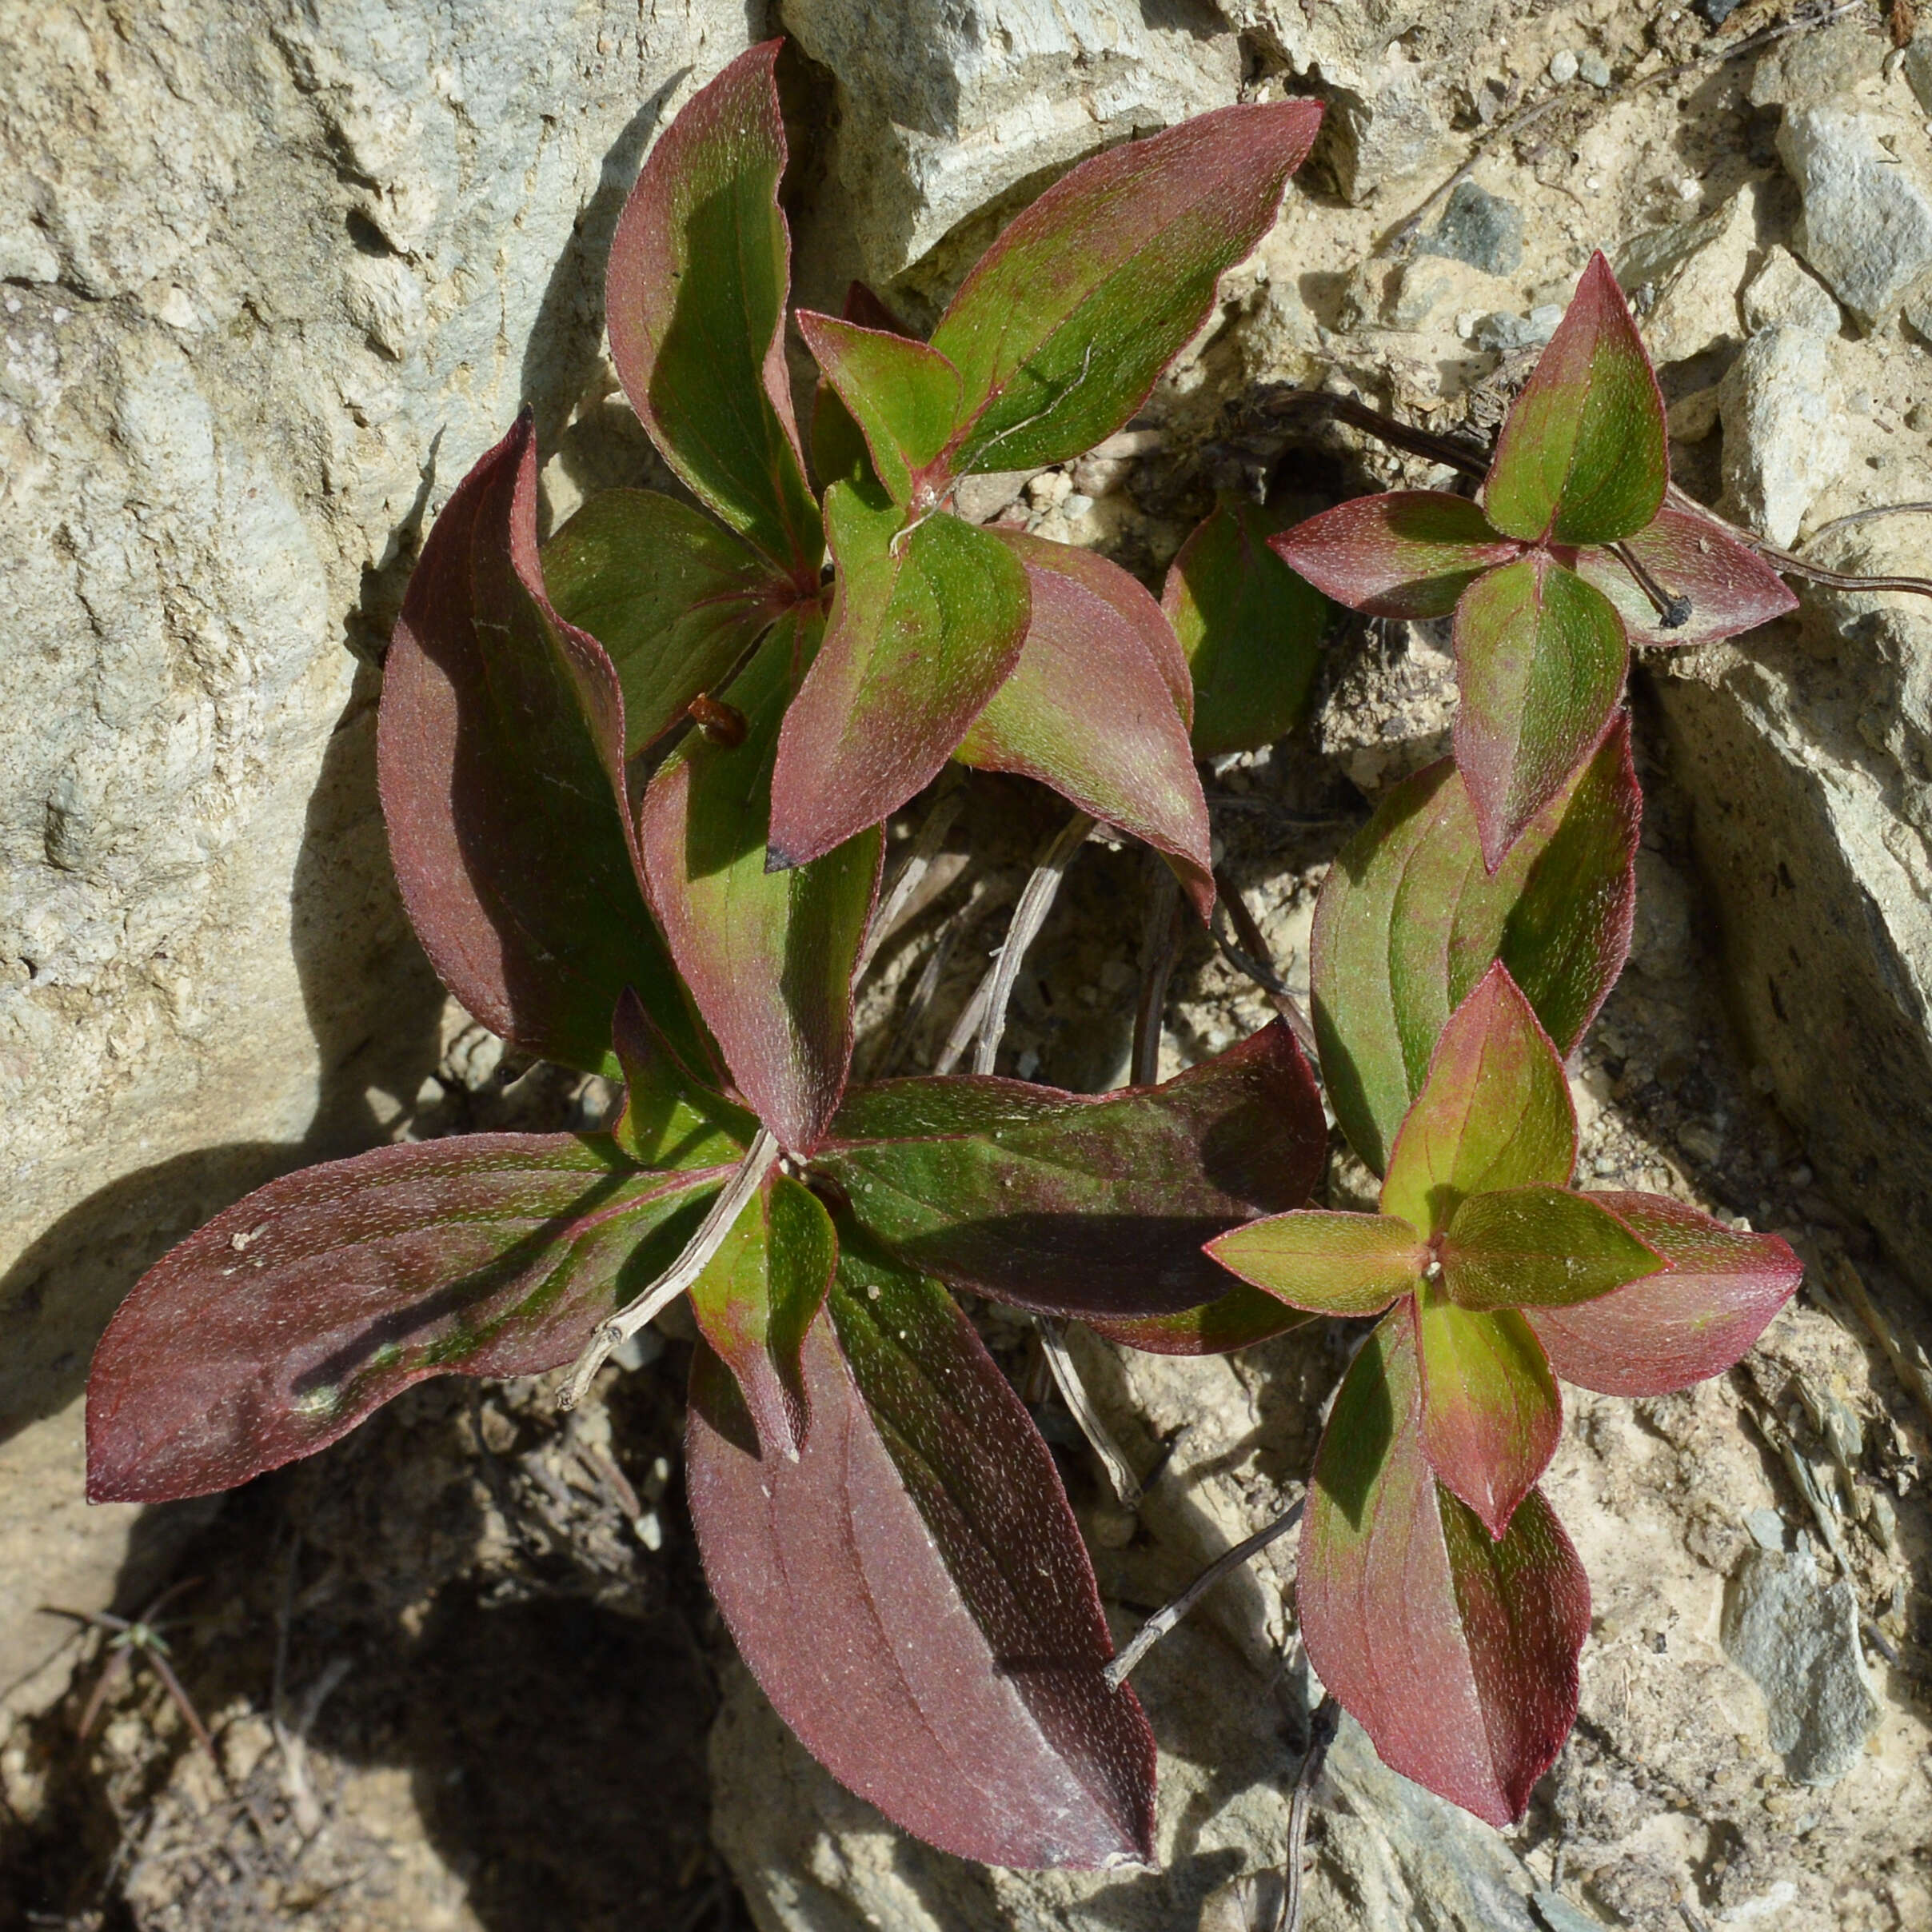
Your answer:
1271,492 -> 1523,621
796,311 -> 963,507
1568,505 -> 1798,649
609,988 -> 752,1171
1084,1283 -> 1315,1355
1442,1186 -> 1663,1311
1207,1211 -> 1425,1316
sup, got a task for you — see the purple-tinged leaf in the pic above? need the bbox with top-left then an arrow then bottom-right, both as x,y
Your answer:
638,611 -> 882,1156
1483,253 -> 1667,548
1567,505 -> 1798,649
930,101 -> 1323,475
688,1237 -> 1156,1867
377,412 -> 691,1078
958,531 -> 1212,919
1411,1287 -> 1562,1538
541,489 -> 785,756
767,483 -> 1031,871
1299,1313 -> 1588,1826
1454,553 -> 1629,871
796,310 -> 963,509
1441,1186 -> 1663,1311
86,1136 -> 726,1504
605,42 -> 820,582
1206,1211 -> 1425,1316
1270,492 -> 1523,621
1311,722 -> 1637,1177
1163,497 -> 1331,755
1527,1193 -> 1802,1397
816,1020 -> 1326,1319
809,283 -> 912,497
687,1172 -> 837,1460
1380,964 -> 1575,1237
610,988 -> 752,1172
1084,1283 -> 1314,1356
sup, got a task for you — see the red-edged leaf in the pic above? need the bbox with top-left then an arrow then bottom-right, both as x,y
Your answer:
1298,1312 -> 1588,1826
815,1020 -> 1326,1319
609,988 -> 752,1171
1483,253 -> 1667,548
796,311 -> 963,509
1441,1186 -> 1663,1311
687,1235 -> 1156,1868
1380,964 -> 1575,1237
1411,1287 -> 1562,1537
1084,1283 -> 1314,1355
687,1172 -> 837,1460
1454,553 -> 1629,870
930,101 -> 1323,475
958,531 -> 1212,919
809,284 -> 914,497
1206,1211 -> 1425,1316
1311,721 -> 1639,1175
377,412 -> 692,1077
605,42 -> 820,581
1270,492 -> 1523,621
542,489 -> 784,756
767,484 -> 1030,871
86,1136 -> 724,1504
1526,1193 -> 1803,1396
1567,505 -> 1798,649
638,611 -> 882,1156
1163,498 -> 1331,755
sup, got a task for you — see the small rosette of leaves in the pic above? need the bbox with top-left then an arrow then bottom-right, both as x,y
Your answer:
1274,253 -> 1797,869
1205,964 -> 1801,1822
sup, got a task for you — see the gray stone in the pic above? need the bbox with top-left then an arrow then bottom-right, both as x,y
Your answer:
1721,1548 -> 1881,1785
1700,0 -> 1744,25
1579,51 -> 1612,90
1418,181 -> 1526,277
1905,36 -> 1932,116
1778,105 -> 1932,326
1717,325 -> 1848,547
1471,304 -> 1563,350
1532,1892 -> 1615,1932
1549,50 -> 1579,86
1906,279 -> 1932,347
1740,245 -> 1843,336
1746,1507 -> 1790,1551
1619,182 -> 1760,365
1750,18 -> 1886,108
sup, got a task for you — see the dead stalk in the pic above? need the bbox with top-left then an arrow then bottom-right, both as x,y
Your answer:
1132,864 -> 1184,1088
1211,868 -> 1319,1061
1039,1320 -> 1143,1507
972,811 -> 1097,1076
1274,1693 -> 1340,1932
857,770 -> 966,981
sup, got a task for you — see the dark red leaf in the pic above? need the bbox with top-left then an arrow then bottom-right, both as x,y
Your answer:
1270,492 -> 1523,620
1566,505 -> 1798,649
609,987 -> 753,1172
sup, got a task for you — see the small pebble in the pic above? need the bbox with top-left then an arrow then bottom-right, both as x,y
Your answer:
1549,49 -> 1579,84
1579,50 -> 1611,88
1089,1506 -> 1139,1549
1060,491 -> 1096,521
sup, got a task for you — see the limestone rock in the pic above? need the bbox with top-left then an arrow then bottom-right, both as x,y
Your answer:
1388,255 -> 1512,331
1778,104 -> 1932,327
1619,184 -> 1759,367
1739,244 -> 1842,337
1749,18 -> 1886,108
1717,325 -> 1847,547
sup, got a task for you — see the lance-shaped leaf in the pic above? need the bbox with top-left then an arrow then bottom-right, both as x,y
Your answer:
638,611 -> 882,1156
796,311 -> 963,509
1270,492 -> 1523,621
958,532 -> 1213,918
1164,498 -> 1331,756
810,283 -> 912,497
687,1172 -> 837,1460
1441,1186 -> 1663,1311
542,489 -> 784,756
1454,553 -> 1629,870
930,100 -> 1323,476
1299,1314 -> 1588,1826
378,412 -> 690,1078
1207,1211 -> 1425,1317
1084,1283 -> 1314,1356
1311,721 -> 1638,1176
87,1136 -> 726,1504
1567,505 -> 1798,649
768,484 -> 1031,870
605,41 -> 820,580
816,1020 -> 1326,1319
686,1237 -> 1156,1867
1526,1193 -> 1802,1397
1483,252 -> 1667,547
1412,1286 -> 1562,1537
610,988 -> 754,1173
1380,964 -> 1575,1236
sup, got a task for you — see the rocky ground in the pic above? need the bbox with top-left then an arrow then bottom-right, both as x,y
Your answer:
6,0 -> 1932,1926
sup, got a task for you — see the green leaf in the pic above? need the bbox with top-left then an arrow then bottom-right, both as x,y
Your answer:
638,610 -> 882,1154
1453,553 -> 1629,870
1206,1211 -> 1426,1316
1163,498 -> 1331,755
1412,1285 -> 1561,1539
930,101 -> 1323,475
609,987 -> 753,1170
1379,964 -> 1575,1237
1270,491 -> 1523,621
1310,721 -> 1639,1176
541,489 -> 784,756
768,485 -> 1030,870
605,42 -> 820,580
688,1172 -> 838,1459
1567,504 -> 1798,649
1084,1283 -> 1315,1356
1483,252 -> 1667,547
796,310 -> 964,509
1441,1185 -> 1663,1311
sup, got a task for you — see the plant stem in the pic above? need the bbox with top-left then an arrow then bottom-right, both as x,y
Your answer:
1275,1693 -> 1340,1932
1039,1320 -> 1143,1507
1211,868 -> 1319,1061
1132,864 -> 1184,1088
557,1132 -> 780,1411
1607,539 -> 1691,629
1102,1498 -> 1305,1691
972,811 -> 1096,1076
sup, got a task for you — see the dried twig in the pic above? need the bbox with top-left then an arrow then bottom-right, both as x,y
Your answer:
1039,1320 -> 1143,1507
1665,483 -> 1932,601
972,811 -> 1096,1076
1275,1693 -> 1340,1932
1636,0 -> 1864,94
1211,868 -> 1319,1061
1102,1499 -> 1305,1691
1132,863 -> 1184,1088
856,768 -> 966,980
1803,501 -> 1932,547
